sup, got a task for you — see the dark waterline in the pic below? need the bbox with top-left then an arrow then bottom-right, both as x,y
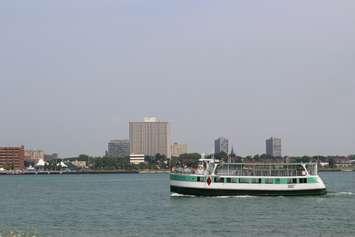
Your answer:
0,172 -> 354,237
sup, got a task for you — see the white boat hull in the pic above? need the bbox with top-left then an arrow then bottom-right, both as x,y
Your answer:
170,174 -> 327,196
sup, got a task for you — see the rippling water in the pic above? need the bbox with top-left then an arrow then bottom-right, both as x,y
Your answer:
0,172 -> 354,237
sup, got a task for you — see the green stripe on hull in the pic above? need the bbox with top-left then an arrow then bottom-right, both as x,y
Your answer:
170,174 -> 198,182
170,186 -> 327,196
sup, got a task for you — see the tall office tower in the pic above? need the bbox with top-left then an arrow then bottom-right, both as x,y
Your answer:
214,137 -> 229,154
171,143 -> 188,157
107,139 -> 130,157
129,117 -> 171,158
266,137 -> 282,157
0,145 -> 25,170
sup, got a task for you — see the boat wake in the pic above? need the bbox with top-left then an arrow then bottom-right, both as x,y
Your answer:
170,193 -> 196,197
170,193 -> 255,198
334,191 -> 353,196
327,191 -> 353,197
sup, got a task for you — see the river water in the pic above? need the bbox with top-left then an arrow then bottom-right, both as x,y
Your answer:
0,172 -> 354,237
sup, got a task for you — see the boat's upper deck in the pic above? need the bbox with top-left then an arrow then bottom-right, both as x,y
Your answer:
215,163 -> 316,177
172,161 -> 317,177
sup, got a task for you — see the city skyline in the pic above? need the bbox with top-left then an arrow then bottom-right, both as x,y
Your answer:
2,130 -> 353,158
0,114 -> 354,157
1,1 -> 355,157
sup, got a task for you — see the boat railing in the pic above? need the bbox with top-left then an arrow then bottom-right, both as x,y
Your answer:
215,163 -> 317,177
171,163 -> 317,176
216,169 -> 305,177
172,167 -> 206,175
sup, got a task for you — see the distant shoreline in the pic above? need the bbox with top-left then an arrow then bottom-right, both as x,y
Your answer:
319,168 -> 354,172
0,170 -> 138,175
0,169 -> 355,176
0,169 -> 352,175
0,169 -> 171,175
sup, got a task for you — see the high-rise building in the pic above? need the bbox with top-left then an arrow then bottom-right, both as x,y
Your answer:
0,145 -> 25,170
129,117 -> 171,158
214,137 -> 229,154
25,149 -> 44,162
107,139 -> 129,157
171,143 -> 188,157
266,137 -> 282,157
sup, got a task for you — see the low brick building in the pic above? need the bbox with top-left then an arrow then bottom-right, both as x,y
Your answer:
0,146 -> 25,170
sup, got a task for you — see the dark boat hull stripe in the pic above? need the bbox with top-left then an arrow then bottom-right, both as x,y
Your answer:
170,185 -> 327,196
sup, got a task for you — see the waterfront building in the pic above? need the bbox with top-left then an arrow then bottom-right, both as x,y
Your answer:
266,137 -> 282,157
44,153 -> 58,161
129,117 -> 171,158
129,154 -> 145,165
107,139 -> 129,157
0,146 -> 25,170
214,137 -> 229,154
25,149 -> 44,162
71,160 -> 88,169
171,143 -> 188,157
34,158 -> 47,169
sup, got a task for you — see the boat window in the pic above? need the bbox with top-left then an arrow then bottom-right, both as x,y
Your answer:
274,178 -> 280,184
264,178 -> 273,184
214,177 -> 224,183
251,178 -> 262,184
287,178 -> 297,184
239,178 -> 249,183
299,178 -> 307,184
226,178 -> 232,183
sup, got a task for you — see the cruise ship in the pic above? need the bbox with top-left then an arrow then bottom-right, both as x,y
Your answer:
170,159 -> 327,196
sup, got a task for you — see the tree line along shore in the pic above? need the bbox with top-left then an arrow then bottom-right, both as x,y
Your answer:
12,153 -> 354,173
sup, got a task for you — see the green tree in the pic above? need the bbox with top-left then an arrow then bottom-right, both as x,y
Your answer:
214,152 -> 228,161
170,153 -> 201,169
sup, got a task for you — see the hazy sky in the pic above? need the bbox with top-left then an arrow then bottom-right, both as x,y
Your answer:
1,0 -> 355,157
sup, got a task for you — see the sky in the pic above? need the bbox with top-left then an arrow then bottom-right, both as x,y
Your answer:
1,0 -> 355,157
